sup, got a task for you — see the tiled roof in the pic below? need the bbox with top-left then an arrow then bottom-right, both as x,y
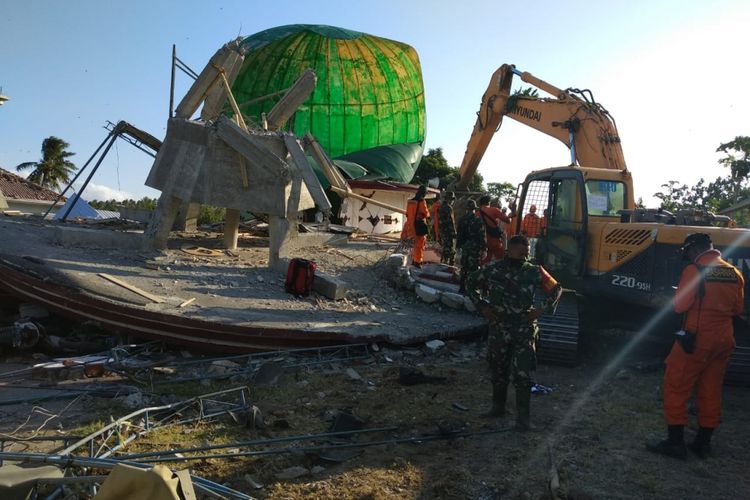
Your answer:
0,167 -> 66,202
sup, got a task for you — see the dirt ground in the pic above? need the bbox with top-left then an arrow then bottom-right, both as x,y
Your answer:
1,333 -> 748,500
0,217 -> 748,499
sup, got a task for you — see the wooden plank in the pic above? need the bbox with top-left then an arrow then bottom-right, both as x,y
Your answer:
97,273 -> 165,303
330,186 -> 407,215
178,297 -> 196,308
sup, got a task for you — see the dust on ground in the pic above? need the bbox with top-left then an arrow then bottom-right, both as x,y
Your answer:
1,334 -> 748,500
0,217 -> 484,341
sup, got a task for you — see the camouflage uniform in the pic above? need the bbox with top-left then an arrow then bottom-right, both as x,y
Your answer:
467,258 -> 562,425
456,210 -> 485,292
438,200 -> 457,265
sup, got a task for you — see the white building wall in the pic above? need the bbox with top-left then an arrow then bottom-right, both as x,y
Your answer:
340,189 -> 412,235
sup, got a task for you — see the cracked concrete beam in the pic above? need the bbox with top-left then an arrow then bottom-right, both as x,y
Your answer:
175,38 -> 243,120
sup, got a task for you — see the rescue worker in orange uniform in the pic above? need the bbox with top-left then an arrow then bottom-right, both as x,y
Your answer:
520,205 -> 542,238
646,233 -> 744,459
430,193 -> 442,242
401,185 -> 430,267
478,195 -> 513,264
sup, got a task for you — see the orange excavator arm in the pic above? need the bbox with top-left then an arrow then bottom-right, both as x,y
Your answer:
456,64 -> 627,190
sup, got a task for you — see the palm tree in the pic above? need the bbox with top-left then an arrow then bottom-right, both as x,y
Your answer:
16,136 -> 77,191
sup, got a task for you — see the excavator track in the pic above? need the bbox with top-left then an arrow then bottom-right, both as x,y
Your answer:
726,342 -> 750,386
536,290 -> 579,365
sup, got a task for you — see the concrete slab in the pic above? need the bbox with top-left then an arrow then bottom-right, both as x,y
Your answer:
54,226 -> 143,250
0,218 -> 487,351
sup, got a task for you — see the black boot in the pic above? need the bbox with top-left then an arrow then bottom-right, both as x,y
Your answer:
646,425 -> 687,459
482,383 -> 508,418
688,427 -> 714,459
515,385 -> 534,431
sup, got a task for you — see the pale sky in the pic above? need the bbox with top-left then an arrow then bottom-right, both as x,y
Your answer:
1,0 -> 747,205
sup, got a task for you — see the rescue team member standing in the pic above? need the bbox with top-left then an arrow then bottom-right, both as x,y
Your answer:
478,195 -> 513,263
430,193 -> 441,242
646,233 -> 744,459
456,199 -> 485,293
467,235 -> 562,430
520,204 -> 542,238
438,191 -> 457,266
400,185 -> 430,267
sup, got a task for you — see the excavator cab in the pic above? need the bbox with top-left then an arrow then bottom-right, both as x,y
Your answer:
518,168 -> 588,284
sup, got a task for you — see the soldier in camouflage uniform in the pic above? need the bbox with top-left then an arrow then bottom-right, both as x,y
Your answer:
456,199 -> 485,293
438,191 -> 457,265
467,235 -> 562,430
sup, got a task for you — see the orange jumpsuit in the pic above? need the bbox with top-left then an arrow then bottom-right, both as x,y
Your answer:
506,216 -> 517,237
479,205 -> 511,263
663,249 -> 744,428
401,199 -> 430,265
431,200 -> 441,241
521,213 -> 542,238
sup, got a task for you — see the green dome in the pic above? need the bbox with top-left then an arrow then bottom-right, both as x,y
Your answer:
232,24 -> 426,183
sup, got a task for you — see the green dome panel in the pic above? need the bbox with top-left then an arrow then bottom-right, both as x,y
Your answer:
232,24 -> 426,183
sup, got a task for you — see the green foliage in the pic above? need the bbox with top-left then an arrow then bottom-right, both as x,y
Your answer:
652,137 -> 750,222
514,87 -> 539,98
412,147 -> 484,191
89,197 -> 157,211
16,136 -> 77,191
717,136 -> 750,179
485,182 -> 516,203
198,205 -> 226,226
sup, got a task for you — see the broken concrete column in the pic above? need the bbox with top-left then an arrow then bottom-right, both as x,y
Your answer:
142,194 -> 182,250
440,292 -> 466,310
173,201 -> 200,232
223,208 -> 241,250
415,284 -> 441,304
266,70 -> 318,131
312,271 -> 347,300
268,215 -> 297,269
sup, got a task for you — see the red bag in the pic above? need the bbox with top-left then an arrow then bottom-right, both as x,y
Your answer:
285,258 -> 316,297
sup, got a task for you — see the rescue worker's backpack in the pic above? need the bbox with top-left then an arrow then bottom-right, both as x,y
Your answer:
285,258 -> 316,297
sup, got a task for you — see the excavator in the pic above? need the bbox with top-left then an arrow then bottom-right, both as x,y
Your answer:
455,64 -> 750,384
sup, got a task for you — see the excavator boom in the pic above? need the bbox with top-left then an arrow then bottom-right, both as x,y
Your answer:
456,64 -> 626,190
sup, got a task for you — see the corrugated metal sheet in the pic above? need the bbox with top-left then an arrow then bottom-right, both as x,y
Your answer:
53,194 -> 119,220
0,168 -> 65,202
233,25 -> 426,183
